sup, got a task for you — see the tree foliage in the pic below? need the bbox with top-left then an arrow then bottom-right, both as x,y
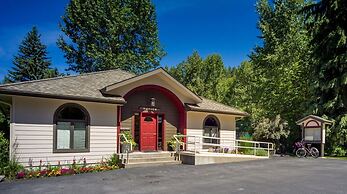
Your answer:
253,115 -> 290,143
58,0 -> 165,74
6,27 -> 59,83
305,0 -> 347,148
249,0 -> 312,124
166,51 -> 233,102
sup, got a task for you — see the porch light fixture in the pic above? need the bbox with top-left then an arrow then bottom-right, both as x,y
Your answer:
150,97 -> 156,107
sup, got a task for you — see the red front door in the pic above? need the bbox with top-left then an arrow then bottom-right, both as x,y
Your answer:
140,113 -> 157,151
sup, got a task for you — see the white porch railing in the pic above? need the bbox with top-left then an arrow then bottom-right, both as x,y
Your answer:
173,135 -> 274,159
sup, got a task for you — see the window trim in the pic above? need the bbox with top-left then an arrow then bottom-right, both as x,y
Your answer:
53,103 -> 90,153
203,115 -> 221,147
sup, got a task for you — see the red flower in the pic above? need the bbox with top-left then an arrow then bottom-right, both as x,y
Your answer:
16,171 -> 25,179
60,168 -> 73,175
40,170 -> 48,176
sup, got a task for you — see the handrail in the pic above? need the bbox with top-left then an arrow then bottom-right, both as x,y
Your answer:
173,134 -> 274,158
119,133 -> 132,164
120,133 -> 133,151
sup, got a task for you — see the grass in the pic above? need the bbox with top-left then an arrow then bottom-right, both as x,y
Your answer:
325,156 -> 347,160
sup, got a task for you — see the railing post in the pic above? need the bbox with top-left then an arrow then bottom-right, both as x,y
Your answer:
194,136 -> 196,154
267,143 -> 270,158
254,142 -> 256,156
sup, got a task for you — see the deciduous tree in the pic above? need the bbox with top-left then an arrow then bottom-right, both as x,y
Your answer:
58,0 -> 165,74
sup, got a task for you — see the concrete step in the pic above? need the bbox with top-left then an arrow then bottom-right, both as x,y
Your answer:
125,160 -> 181,168
125,152 -> 175,159
128,156 -> 177,163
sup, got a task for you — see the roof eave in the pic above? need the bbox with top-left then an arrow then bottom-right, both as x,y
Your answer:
0,89 -> 125,105
296,115 -> 333,125
186,107 -> 249,117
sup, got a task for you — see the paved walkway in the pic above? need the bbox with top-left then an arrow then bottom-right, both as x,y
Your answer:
1,157 -> 347,194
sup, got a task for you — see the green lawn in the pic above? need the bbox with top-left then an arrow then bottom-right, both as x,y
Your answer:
325,156 -> 347,160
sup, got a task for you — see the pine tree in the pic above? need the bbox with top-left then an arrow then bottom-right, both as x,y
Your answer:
305,0 -> 347,148
58,0 -> 165,74
7,27 -> 59,82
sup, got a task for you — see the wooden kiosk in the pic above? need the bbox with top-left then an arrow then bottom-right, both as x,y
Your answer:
296,115 -> 332,157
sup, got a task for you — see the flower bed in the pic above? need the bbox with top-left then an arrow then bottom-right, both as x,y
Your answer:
15,154 -> 121,180
16,164 -> 119,179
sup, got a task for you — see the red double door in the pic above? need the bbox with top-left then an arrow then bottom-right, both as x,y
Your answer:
140,113 -> 157,151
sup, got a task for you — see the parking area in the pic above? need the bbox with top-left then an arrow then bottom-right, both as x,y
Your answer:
1,157 -> 347,194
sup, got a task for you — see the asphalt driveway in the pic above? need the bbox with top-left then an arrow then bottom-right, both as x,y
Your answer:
1,157 -> 347,194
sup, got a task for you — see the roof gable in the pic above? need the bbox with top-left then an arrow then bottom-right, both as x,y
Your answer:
296,115 -> 333,125
102,68 -> 202,103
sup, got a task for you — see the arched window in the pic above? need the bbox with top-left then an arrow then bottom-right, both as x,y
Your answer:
203,115 -> 220,148
53,103 -> 90,153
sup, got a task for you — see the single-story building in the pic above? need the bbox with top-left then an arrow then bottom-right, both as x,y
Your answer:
0,68 -> 248,166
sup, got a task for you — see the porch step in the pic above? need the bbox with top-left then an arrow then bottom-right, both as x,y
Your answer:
126,152 -> 175,159
125,160 -> 181,168
128,156 -> 177,163
119,151 -> 180,168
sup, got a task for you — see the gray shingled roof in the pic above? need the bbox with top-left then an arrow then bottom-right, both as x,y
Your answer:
0,69 -> 135,103
0,69 -> 248,116
186,97 -> 249,116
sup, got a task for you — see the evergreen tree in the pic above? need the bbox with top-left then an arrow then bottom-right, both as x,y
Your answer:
305,0 -> 347,149
58,0 -> 165,74
7,27 -> 58,83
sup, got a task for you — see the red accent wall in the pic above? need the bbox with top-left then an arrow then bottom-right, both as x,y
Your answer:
123,85 -> 187,149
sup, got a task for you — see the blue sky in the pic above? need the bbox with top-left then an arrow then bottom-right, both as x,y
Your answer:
0,0 -> 260,80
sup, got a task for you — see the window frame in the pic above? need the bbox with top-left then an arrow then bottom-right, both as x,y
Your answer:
203,115 -> 221,147
53,103 -> 90,153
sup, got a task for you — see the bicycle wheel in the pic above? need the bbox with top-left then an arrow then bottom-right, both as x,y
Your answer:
310,147 -> 320,158
296,148 -> 306,158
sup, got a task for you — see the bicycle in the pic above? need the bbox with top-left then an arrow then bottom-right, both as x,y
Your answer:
295,140 -> 320,158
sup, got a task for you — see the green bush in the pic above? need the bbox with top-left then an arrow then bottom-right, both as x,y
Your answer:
0,131 -> 9,175
332,146 -> 347,157
255,149 -> 268,156
239,135 -> 253,154
107,154 -> 120,166
4,159 -> 24,179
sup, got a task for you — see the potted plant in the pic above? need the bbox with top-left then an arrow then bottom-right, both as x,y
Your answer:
167,133 -> 183,151
120,131 -> 137,153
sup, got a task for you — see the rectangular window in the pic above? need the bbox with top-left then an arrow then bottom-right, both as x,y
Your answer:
74,122 -> 86,149
57,122 -> 70,149
54,121 -> 89,153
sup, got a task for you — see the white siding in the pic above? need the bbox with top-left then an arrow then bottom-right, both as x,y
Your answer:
186,129 -> 203,151
11,96 -> 118,167
186,111 -> 237,151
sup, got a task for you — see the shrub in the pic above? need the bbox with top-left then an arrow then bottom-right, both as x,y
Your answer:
0,131 -> 9,175
4,159 -> 24,179
107,154 -> 120,166
332,146 -> 347,157
239,135 -> 253,154
255,149 -> 268,156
